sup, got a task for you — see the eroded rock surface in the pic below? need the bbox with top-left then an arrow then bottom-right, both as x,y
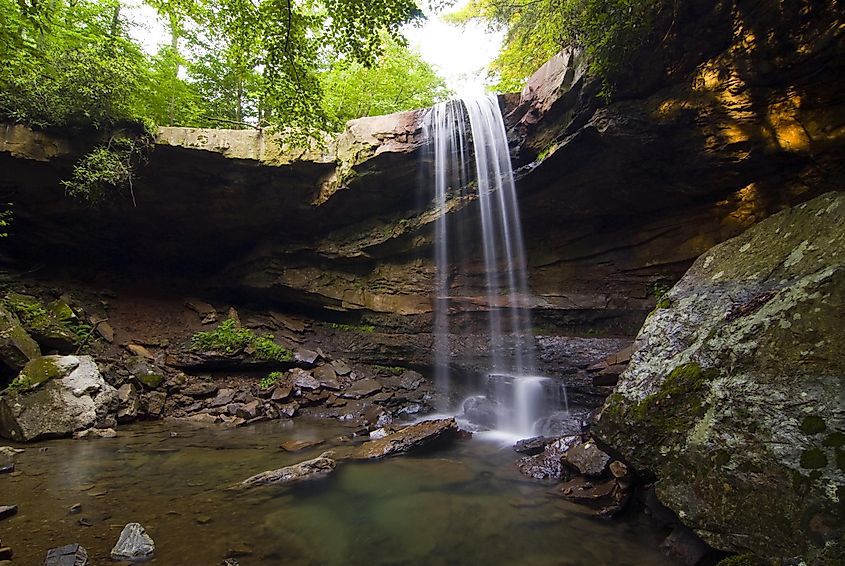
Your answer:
0,355 -> 118,441
353,418 -> 464,460
595,192 -> 845,562
240,451 -> 336,487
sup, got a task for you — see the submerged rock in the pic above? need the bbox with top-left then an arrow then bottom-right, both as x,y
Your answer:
352,418 -> 464,460
44,543 -> 88,566
594,193 -> 845,562
110,523 -> 155,562
240,451 -> 336,487
0,355 -> 118,441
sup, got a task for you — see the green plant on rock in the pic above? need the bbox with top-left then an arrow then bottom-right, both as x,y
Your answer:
374,365 -> 405,375
191,318 -> 292,362
253,335 -> 293,362
191,319 -> 255,353
328,322 -> 375,333
259,371 -> 284,389
6,356 -> 62,393
61,135 -> 151,206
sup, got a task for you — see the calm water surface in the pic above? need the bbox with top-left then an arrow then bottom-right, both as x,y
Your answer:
1,419 -> 677,565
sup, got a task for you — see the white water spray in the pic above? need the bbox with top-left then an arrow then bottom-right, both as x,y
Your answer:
424,95 -> 562,437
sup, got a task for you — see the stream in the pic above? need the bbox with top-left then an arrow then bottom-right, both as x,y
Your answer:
1,419 -> 677,565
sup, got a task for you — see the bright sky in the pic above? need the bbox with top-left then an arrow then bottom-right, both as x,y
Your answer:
121,0 -> 503,97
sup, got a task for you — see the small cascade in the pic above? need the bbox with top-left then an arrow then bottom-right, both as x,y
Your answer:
424,94 -> 566,437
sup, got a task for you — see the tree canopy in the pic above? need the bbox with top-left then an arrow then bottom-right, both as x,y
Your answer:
0,0 -> 452,138
447,0 -> 661,94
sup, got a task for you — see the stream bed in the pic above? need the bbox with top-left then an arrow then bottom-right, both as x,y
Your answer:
1,419 -> 677,565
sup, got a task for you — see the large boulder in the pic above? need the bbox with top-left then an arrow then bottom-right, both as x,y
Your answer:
594,192 -> 845,563
0,355 -> 118,441
5,293 -> 80,352
0,305 -> 40,372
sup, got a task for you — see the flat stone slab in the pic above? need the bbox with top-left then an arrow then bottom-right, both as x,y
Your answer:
353,418 -> 464,460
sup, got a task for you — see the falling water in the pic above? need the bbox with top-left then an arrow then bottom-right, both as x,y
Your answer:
424,94 -> 560,437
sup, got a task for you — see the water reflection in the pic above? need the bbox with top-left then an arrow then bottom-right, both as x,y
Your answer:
0,420 -> 675,565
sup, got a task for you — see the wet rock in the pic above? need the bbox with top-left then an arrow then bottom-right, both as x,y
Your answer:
110,522 -> 155,562
235,400 -> 261,420
270,383 -> 293,402
44,543 -> 88,566
280,439 -> 324,452
240,451 -> 336,487
660,526 -> 713,566
353,418 -> 464,460
139,391 -> 166,417
0,447 -> 23,459
398,370 -> 423,390
330,359 -> 351,375
516,436 -> 581,480
209,388 -> 237,408
0,464 -> 12,474
313,365 -> 340,390
290,368 -> 320,390
294,348 -> 319,365
0,355 -> 118,441
340,378 -> 382,399
0,505 -> 17,520
513,436 -> 553,456
563,440 -> 611,477
184,412 -> 218,425
117,383 -> 140,423
560,475 -> 631,519
0,305 -> 40,372
594,193 -> 845,561
462,396 -> 499,429
72,428 -> 116,439
276,402 -> 298,418
0,548 -> 12,560
127,358 -> 165,390
182,381 -> 219,398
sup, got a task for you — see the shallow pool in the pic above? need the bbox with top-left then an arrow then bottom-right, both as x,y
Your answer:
1,419 -> 677,565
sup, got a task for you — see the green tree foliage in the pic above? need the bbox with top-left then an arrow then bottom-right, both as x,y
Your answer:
321,34 -> 451,130
0,0 -> 151,129
448,0 -> 660,95
0,0 -> 447,137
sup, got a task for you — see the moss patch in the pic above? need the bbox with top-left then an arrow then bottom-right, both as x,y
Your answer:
822,432 -> 845,448
7,356 -> 63,392
137,373 -> 164,389
800,448 -> 828,469
629,362 -> 716,425
801,416 -> 827,435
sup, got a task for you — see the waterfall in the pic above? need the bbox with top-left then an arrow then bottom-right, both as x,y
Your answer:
424,94 -> 558,437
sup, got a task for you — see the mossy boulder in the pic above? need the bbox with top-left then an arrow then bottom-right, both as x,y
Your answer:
5,293 -> 80,352
0,355 -> 118,441
594,193 -> 845,563
0,304 -> 41,372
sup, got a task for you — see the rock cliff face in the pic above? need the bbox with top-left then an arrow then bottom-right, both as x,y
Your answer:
0,0 -> 842,378
594,192 -> 845,563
